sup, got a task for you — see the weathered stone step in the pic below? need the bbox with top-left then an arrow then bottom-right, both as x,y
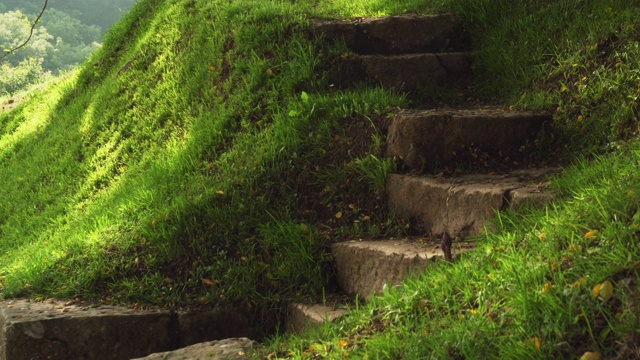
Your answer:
331,239 -> 473,300
0,299 -> 251,360
133,338 -> 258,360
387,169 -> 557,239
386,107 -> 551,173
312,13 -> 468,54
355,52 -> 473,90
285,303 -> 348,334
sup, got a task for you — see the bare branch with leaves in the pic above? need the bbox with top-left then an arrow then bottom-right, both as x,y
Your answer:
0,0 -> 49,60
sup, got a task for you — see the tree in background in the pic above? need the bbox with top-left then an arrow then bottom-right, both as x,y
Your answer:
0,0 -> 138,96
0,10 -> 52,96
0,0 -> 138,35
38,9 -> 102,71
0,58 -> 49,97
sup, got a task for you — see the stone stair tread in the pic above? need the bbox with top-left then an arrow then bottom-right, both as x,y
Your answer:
331,238 -> 474,300
356,52 -> 473,90
132,338 -> 258,360
387,107 -> 551,172
285,302 -> 349,334
0,299 -> 251,360
312,13 -> 468,54
386,169 -> 558,239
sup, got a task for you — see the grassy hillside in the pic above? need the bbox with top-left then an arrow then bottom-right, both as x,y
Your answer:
1,0 -> 640,356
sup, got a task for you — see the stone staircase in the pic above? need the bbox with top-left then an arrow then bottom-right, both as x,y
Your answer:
312,13 -> 472,91
0,13 -> 557,360
286,13 -> 556,332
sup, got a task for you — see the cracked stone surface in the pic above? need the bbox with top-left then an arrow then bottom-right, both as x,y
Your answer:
311,13 -> 468,54
132,338 -> 259,360
358,53 -> 473,90
331,239 -> 473,299
386,169 -> 556,238
0,299 -> 251,360
386,107 -> 551,172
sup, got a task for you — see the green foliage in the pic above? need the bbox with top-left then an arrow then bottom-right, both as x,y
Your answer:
271,145 -> 640,358
0,1 -> 134,95
0,10 -> 54,64
2,0 -> 138,32
354,154 -> 396,196
0,0 -> 405,332
1,0 -> 640,355
0,57 -> 49,96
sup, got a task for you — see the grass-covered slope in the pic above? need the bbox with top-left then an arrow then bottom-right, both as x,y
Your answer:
263,1 -> 640,358
1,0 -> 640,356
0,0 -> 409,317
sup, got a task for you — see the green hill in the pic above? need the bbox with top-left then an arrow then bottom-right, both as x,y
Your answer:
1,0 -> 639,356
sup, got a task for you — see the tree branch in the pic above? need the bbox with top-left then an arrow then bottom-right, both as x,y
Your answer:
0,0 -> 49,60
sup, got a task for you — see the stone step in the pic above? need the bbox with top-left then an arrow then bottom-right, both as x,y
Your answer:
312,13 -> 468,54
356,52 -> 473,90
132,338 -> 258,360
285,303 -> 348,334
386,107 -> 551,173
0,299 -> 251,360
331,239 -> 473,300
386,169 -> 557,239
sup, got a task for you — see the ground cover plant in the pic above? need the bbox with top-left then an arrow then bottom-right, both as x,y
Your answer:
261,0 -> 640,358
0,0 -> 639,357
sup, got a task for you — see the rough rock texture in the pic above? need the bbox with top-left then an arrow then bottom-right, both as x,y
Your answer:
0,299 -> 251,360
386,108 -> 551,172
386,169 -> 556,238
132,338 -> 258,360
286,303 -> 348,334
331,239 -> 472,299
312,13 -> 468,54
358,53 -> 473,89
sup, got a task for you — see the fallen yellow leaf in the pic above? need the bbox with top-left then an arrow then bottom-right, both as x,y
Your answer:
335,212 -> 343,219
592,280 -> 614,301
524,337 -> 542,349
202,278 -> 216,286
338,339 -> 348,349
585,230 -> 599,239
216,190 -> 224,195
542,282 -> 553,293
580,351 -> 601,360
572,277 -> 587,289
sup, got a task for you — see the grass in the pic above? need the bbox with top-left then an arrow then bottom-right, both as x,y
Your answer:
265,146 -> 640,358
0,0 -> 639,356
0,0 -> 409,331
